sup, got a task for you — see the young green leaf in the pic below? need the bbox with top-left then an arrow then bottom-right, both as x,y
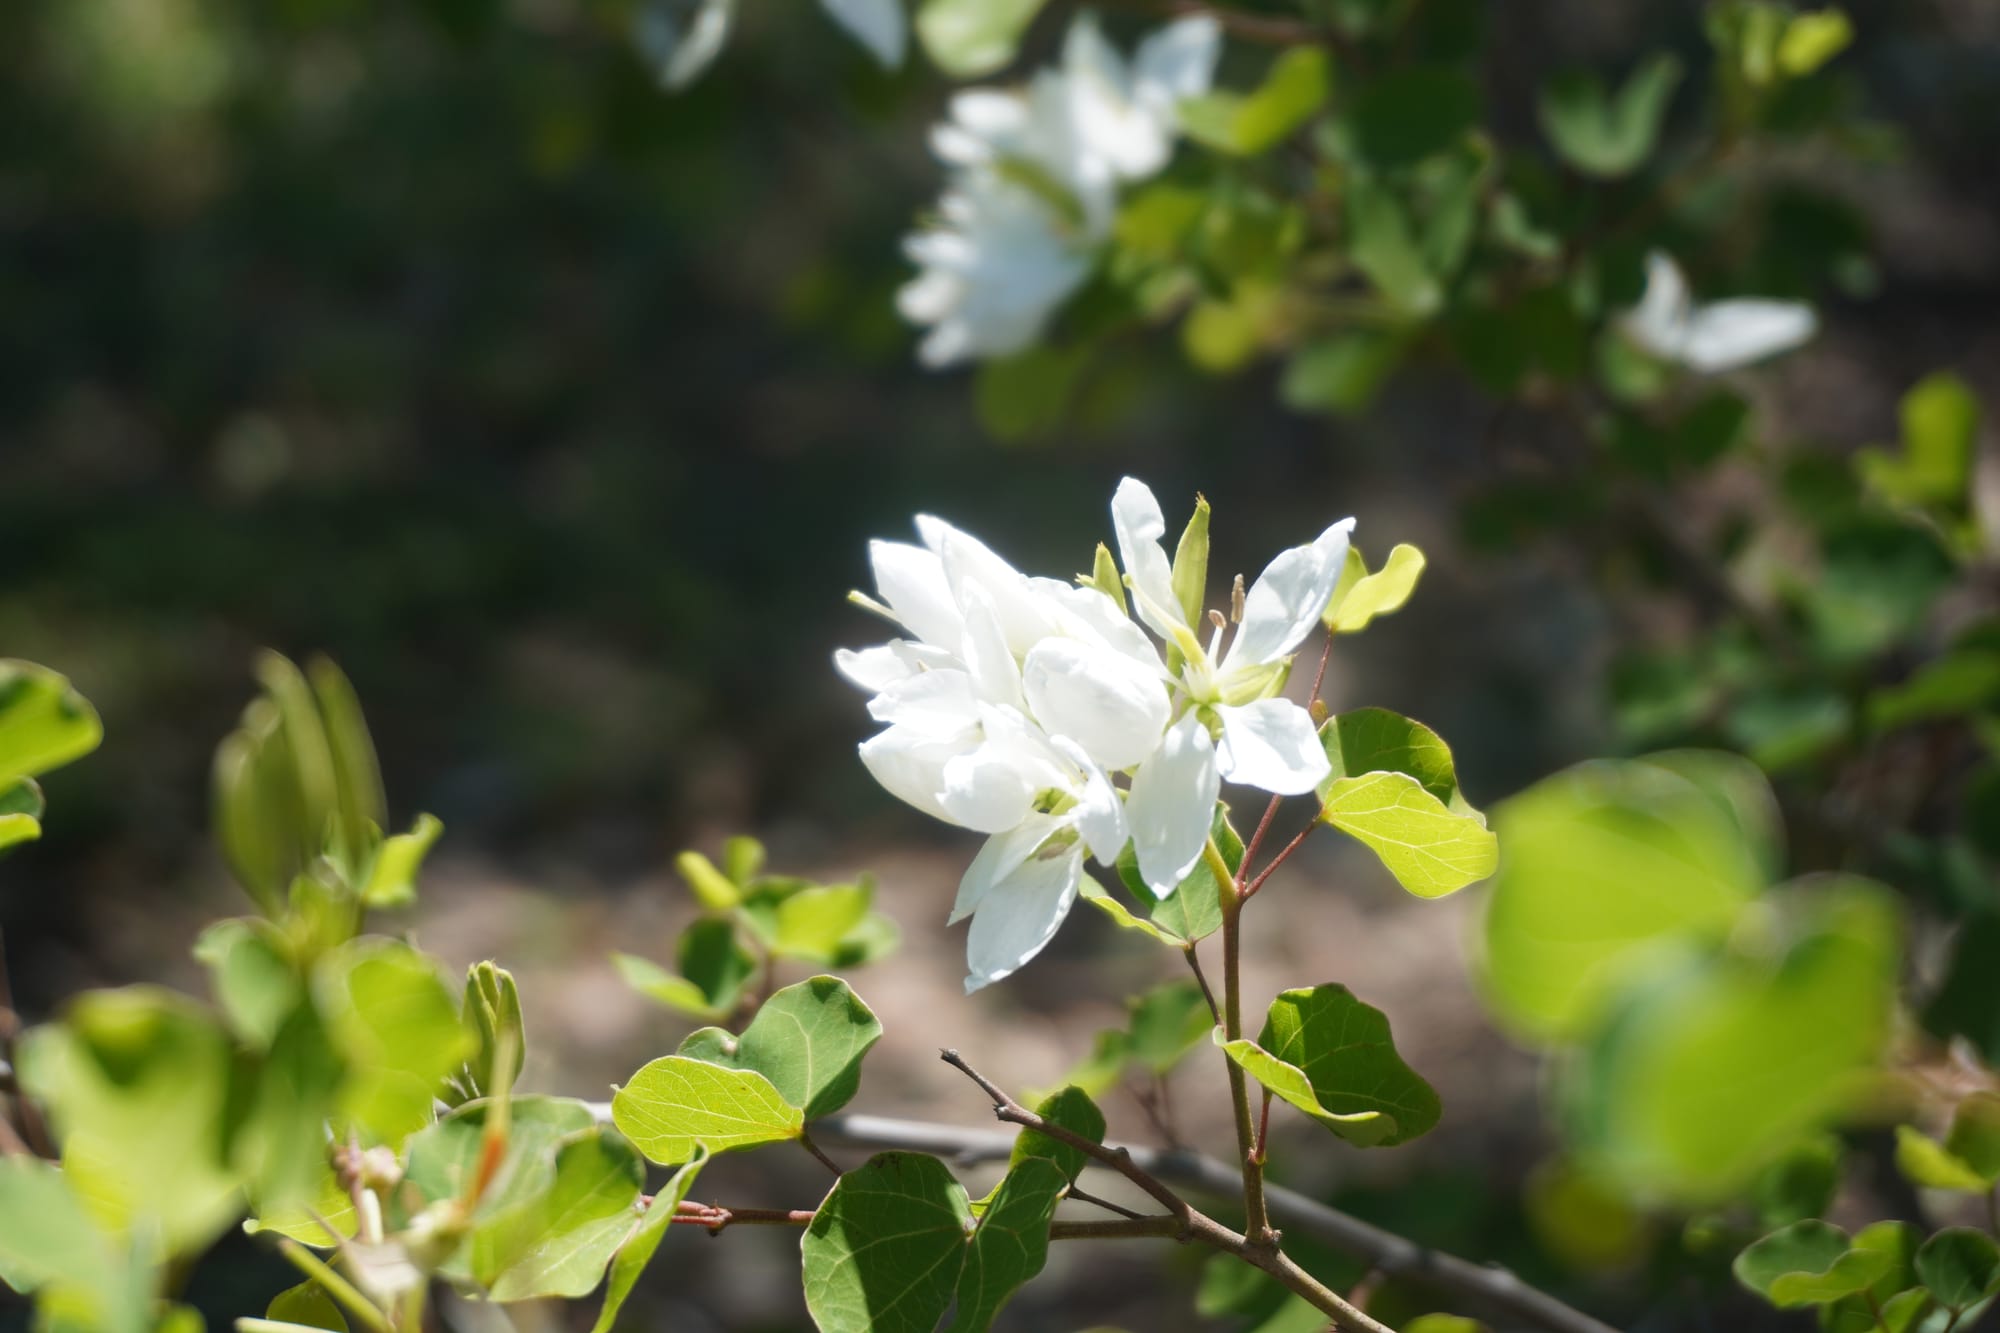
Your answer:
266,1281 -> 349,1330
359,814 -> 442,909
0,1155 -> 117,1299
1182,49 -> 1331,156
613,952 -> 722,1019
1323,544 -> 1426,633
678,917 -> 756,1012
1317,707 -> 1467,811
719,975 -> 885,1120
675,849 -> 742,912
0,778 -> 45,850
1318,771 -> 1497,897
612,1057 -> 803,1163
1778,10 -> 1853,77
462,961 -> 525,1101
1170,494 -> 1212,630
1733,1220 -> 1895,1307
471,1130 -> 648,1301
946,1156 -> 1068,1333
1007,1085 -> 1106,1186
1536,54 -> 1681,178
770,882 -> 874,963
590,1147 -> 708,1333
1219,984 -> 1440,1147
801,1153 -> 974,1333
1916,1228 -> 2000,1311
316,938 -> 476,1144
0,660 -> 104,786
1125,980 -> 1214,1075
915,0 -> 1045,76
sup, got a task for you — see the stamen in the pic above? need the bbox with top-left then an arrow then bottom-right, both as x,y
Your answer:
1231,574 -> 1246,623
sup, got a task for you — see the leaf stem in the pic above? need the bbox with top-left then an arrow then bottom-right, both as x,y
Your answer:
1182,942 -> 1220,1024
1066,1186 -> 1147,1220
798,1128 -> 842,1176
274,1240 -> 394,1333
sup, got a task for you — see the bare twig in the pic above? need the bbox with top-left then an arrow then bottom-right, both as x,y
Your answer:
1066,1185 -> 1147,1220
1183,943 -> 1221,1024
798,1129 -> 842,1177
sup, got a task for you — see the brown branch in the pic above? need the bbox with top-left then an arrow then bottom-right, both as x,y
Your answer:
1066,1185 -> 1147,1220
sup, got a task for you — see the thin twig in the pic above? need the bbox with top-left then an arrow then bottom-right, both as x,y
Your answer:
1182,943 -> 1221,1024
798,1129 -> 842,1177
1065,1186 -> 1146,1220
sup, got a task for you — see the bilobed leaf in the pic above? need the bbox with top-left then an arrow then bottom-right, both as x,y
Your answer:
916,0 -> 1045,76
1537,54 -> 1681,178
1916,1228 -> 2000,1310
15,987 -> 243,1255
1221,984 -> 1440,1147
1182,49 -> 1330,156
1008,1085 -> 1105,1185
802,1153 -> 974,1333
472,1129 -> 647,1301
590,1148 -> 708,1333
317,938 -> 475,1144
1323,545 -> 1426,633
1859,371 -> 1981,512
612,1056 -> 803,1163
403,1097 -> 598,1242
721,975 -> 885,1120
1569,882 -> 1900,1201
946,1156 -> 1068,1333
1318,772 -> 1497,897
1480,755 -> 1770,1041
0,661 -> 102,786
770,882 -> 874,962
1317,707 -> 1467,812
1733,1220 -> 1894,1307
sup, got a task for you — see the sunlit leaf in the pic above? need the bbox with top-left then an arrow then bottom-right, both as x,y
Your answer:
1318,772 -> 1496,897
612,1057 -> 802,1163
1219,984 -> 1439,1147
1323,545 -> 1426,633
472,1129 -> 647,1301
590,1148 -> 708,1333
916,0 -> 1045,77
692,975 -> 884,1120
0,660 -> 103,787
1916,1228 -> 2000,1311
317,938 -> 475,1145
1734,1220 -> 1895,1307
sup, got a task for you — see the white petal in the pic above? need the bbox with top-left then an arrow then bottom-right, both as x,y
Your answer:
1022,638 -> 1171,771
956,580 -> 1025,711
1223,518 -> 1354,672
858,725 -> 975,825
1123,712 -> 1220,896
1036,579 -> 1166,674
1623,250 -> 1691,354
927,519 -> 1061,655
868,539 -> 963,652
1110,477 -> 1186,639
1214,699 -> 1331,795
951,813 -> 1066,924
1677,300 -> 1818,373
1133,16 -> 1221,110
1052,736 -> 1128,865
939,743 -> 1039,832
636,0 -> 735,90
866,668 -> 981,738
817,0 -> 904,67
834,644 -> 913,693
962,840 -> 1083,992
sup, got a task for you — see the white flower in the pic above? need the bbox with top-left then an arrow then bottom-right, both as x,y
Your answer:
1111,478 -> 1352,893
839,510 -> 1167,990
897,14 -> 1221,367
1620,251 -> 1818,374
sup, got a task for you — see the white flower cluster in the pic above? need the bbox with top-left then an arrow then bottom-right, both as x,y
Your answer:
1619,251 -> 1818,374
839,478 -> 1352,991
898,14 -> 1221,367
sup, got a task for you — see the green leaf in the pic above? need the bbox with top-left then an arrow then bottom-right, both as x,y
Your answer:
15,987 -> 243,1254
1895,1125 -> 1991,1192
679,918 -> 756,1012
1220,984 -> 1440,1147
915,0 -> 1045,76
1114,805 -> 1240,942
472,1129 -> 647,1301
193,917 -> 301,1048
0,661 -> 102,786
1916,1228 -> 2000,1310
1404,1319 -> 1487,1333
317,938 -> 475,1144
1948,1094 -> 2000,1180
1007,1086 -> 1104,1186
1317,707 -> 1468,812
1524,1157 -> 1652,1272
801,1153 -> 974,1333
404,1096 -> 598,1223
234,1006 -> 349,1217
1280,332 -> 1408,417
1078,877 -> 1186,946
1734,1220 -> 1894,1307
0,778 -> 45,850
705,975 -> 885,1120
1537,55 -> 1682,178
1480,754 -> 1771,1040
1318,772 -> 1497,897
945,1156 -> 1067,1333
1569,882 -> 1901,1201
1859,371 -> 1981,511
1182,49 -> 1331,156
359,814 -> 442,909
1346,178 -> 1442,316
612,1056 -> 803,1163
590,1148 -> 707,1333
0,1155 -> 117,1298
305,657 -> 387,871
462,961 -> 525,1101
1752,1135 -> 1843,1227
1125,980 -> 1214,1075
613,952 -> 719,1018
1323,544 -> 1426,633
266,1282 -> 348,1330
1778,10 -> 1853,77
770,882 -> 874,963
1866,651 -> 2000,735
674,850 -> 741,912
